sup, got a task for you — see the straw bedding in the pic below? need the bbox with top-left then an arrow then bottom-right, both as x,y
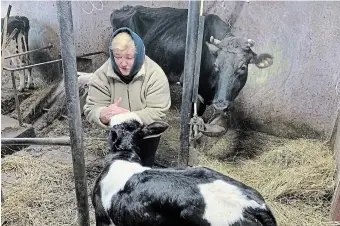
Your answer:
1,108 -> 339,226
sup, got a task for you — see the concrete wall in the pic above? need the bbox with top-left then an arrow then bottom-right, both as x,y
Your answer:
2,1 -> 339,140
1,1 -> 187,56
211,1 -> 340,139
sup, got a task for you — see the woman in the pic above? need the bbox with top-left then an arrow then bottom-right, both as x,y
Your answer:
84,27 -> 171,167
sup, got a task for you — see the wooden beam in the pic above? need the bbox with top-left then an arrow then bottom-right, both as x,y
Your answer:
331,180 -> 340,221
331,108 -> 340,221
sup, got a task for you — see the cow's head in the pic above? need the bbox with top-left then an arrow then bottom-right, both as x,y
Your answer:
206,36 -> 273,113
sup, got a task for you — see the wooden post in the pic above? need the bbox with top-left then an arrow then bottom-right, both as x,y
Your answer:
331,108 -> 340,221
56,1 -> 90,225
331,181 -> 340,221
178,0 -> 200,168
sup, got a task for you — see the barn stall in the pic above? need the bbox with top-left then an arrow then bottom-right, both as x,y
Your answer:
1,1 -> 340,226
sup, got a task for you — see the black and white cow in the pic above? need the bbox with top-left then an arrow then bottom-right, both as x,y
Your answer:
110,5 -> 274,116
92,113 -> 277,226
2,16 -> 33,91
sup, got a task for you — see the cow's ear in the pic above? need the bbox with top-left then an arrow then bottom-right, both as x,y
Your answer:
206,42 -> 219,56
141,122 -> 169,138
251,53 -> 273,68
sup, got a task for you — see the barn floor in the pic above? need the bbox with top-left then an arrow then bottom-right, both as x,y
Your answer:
1,77 -> 339,225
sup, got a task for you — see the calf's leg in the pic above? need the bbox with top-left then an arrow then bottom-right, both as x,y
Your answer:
16,34 -> 25,92
22,33 -> 34,89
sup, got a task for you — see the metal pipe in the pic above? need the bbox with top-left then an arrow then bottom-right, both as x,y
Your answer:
57,1 -> 89,225
1,137 -> 71,146
1,137 -> 107,146
5,49 -> 104,61
192,16 -> 205,104
4,44 -> 53,59
178,0 -> 200,168
76,51 -> 105,58
3,59 -> 62,72
3,50 -> 104,71
200,0 -> 204,16
10,71 -> 23,126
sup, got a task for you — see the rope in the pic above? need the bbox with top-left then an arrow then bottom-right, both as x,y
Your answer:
77,0 -> 103,15
92,0 -> 103,10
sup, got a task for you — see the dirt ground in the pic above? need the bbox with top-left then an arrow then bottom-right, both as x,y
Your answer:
1,76 -> 339,225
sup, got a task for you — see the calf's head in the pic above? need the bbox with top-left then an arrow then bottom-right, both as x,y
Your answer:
206,36 -> 273,112
108,119 -> 169,154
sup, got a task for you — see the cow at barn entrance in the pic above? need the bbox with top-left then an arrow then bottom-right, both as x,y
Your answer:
109,5 -> 273,121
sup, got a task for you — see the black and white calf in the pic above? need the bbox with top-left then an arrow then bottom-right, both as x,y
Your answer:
92,113 -> 277,226
2,16 -> 33,91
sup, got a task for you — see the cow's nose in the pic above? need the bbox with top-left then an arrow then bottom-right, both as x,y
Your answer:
213,100 -> 231,111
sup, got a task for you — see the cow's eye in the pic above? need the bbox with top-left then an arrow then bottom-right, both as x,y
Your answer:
240,64 -> 247,70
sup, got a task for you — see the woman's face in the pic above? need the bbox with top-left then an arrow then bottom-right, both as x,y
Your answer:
113,47 -> 135,76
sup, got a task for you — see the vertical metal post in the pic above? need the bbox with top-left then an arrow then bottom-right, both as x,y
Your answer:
192,16 -> 205,104
178,0 -> 200,168
56,1 -> 89,225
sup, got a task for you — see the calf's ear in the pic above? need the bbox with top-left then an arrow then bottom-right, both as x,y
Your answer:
251,53 -> 273,68
142,122 -> 169,138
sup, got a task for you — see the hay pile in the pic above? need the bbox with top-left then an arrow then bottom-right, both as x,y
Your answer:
1,146 -> 101,226
1,118 -> 107,226
199,137 -> 339,226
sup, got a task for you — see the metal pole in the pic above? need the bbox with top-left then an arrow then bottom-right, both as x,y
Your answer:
3,59 -> 62,72
1,137 -> 107,146
56,1 -> 89,225
1,137 -> 71,146
178,0 -> 200,168
4,44 -> 53,59
192,16 -> 205,104
76,51 -> 105,58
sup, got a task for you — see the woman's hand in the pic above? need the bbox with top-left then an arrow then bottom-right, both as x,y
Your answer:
100,97 -> 129,125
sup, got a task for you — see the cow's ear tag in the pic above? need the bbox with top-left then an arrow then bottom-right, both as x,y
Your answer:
206,42 -> 219,56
